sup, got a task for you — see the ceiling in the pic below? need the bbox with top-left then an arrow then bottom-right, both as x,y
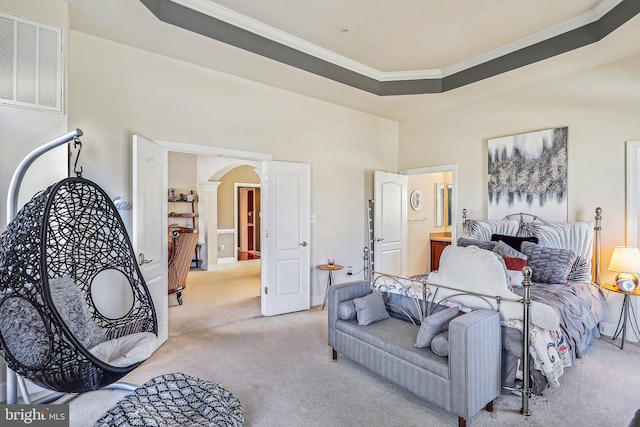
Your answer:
65,0 -> 640,120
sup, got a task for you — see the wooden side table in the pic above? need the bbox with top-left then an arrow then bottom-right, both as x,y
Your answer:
318,264 -> 344,310
602,283 -> 640,349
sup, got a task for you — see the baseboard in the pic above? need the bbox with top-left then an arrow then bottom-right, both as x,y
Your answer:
205,258 -> 237,270
311,294 -> 325,308
599,321 -> 640,343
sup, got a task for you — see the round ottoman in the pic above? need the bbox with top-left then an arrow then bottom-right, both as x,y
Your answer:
95,373 -> 244,426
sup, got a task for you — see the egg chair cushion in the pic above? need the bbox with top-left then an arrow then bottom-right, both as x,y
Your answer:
49,277 -> 106,349
89,332 -> 157,368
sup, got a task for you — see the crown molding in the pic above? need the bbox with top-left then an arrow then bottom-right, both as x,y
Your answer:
171,0 -> 625,82
141,0 -> 640,94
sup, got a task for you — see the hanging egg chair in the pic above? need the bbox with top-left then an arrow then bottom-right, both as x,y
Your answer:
0,134 -> 157,394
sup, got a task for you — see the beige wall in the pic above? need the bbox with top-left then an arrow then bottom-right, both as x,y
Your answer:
67,31 -> 399,302
218,165 -> 259,229
398,53 -> 640,331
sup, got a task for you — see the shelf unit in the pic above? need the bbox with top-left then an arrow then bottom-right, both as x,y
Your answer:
168,191 -> 200,267
168,191 -> 197,232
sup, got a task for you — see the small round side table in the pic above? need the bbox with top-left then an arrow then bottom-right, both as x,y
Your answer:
318,264 -> 343,310
601,283 -> 640,350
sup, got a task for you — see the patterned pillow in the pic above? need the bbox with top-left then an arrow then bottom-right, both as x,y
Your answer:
503,257 -> 526,270
457,237 -> 496,251
520,242 -> 576,284
522,222 -> 594,283
492,240 -> 528,260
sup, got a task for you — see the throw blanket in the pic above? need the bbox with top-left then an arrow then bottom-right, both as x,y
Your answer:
513,281 -> 607,359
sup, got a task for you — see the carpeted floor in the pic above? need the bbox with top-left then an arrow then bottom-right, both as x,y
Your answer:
69,261 -> 640,426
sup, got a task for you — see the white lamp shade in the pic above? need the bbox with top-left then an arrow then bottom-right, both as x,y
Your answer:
608,246 -> 640,273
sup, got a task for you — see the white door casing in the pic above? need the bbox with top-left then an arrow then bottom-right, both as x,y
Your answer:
261,161 -> 311,316
374,171 -> 408,276
133,135 -> 168,348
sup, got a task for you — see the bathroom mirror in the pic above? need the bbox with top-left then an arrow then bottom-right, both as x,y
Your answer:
435,183 -> 452,227
435,183 -> 444,226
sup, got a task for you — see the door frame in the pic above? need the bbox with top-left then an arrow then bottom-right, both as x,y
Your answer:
399,163 -> 458,244
234,182 -> 261,261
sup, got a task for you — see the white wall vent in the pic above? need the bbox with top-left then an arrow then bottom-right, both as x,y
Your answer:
0,12 -> 63,112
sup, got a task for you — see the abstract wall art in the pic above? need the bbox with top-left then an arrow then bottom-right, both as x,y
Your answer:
488,127 -> 568,221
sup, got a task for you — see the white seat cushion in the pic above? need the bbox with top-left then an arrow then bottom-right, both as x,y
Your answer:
89,332 -> 157,367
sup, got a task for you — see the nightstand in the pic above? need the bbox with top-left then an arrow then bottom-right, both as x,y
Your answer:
601,283 -> 640,350
318,264 -> 343,310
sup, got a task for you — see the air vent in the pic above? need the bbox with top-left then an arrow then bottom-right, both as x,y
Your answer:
0,12 -> 62,112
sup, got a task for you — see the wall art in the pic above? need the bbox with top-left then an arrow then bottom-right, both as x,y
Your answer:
488,127 -> 568,221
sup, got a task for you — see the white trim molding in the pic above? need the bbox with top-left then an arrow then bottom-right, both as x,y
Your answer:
170,0 -> 623,82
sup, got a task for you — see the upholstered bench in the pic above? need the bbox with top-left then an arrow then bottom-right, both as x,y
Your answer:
94,372 -> 244,426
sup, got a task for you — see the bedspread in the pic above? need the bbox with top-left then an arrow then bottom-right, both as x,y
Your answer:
513,281 -> 607,358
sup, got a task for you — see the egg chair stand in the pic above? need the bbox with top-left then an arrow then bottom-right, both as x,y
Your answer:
0,129 -> 157,404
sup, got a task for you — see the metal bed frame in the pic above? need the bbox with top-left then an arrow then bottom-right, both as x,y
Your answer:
363,207 -> 603,417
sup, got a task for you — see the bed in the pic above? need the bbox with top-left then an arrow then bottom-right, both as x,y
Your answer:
366,208 -> 607,414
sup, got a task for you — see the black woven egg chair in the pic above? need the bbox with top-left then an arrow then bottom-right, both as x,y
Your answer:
0,177 -> 157,394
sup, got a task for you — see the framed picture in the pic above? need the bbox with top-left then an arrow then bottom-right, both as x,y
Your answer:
488,127 -> 568,221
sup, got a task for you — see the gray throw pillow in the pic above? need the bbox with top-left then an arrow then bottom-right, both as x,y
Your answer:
49,277 -> 107,349
354,292 -> 389,326
520,242 -> 576,284
492,240 -> 528,260
338,300 -> 356,320
457,237 -> 496,251
430,331 -> 449,357
415,306 -> 459,348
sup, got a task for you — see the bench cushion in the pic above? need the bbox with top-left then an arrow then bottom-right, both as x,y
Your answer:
336,317 -> 449,379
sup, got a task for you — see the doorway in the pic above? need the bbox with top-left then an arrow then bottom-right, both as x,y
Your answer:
236,184 -> 261,261
401,164 -> 457,274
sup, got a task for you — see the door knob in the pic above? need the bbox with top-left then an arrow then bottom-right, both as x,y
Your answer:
299,241 -> 308,247
138,253 -> 153,265
375,237 -> 385,242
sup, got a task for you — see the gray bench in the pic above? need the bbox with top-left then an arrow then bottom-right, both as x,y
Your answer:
328,280 -> 501,427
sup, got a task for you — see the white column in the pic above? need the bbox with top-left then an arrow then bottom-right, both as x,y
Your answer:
199,181 -> 222,270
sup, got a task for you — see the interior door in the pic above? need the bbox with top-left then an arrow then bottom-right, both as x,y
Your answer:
133,135 -> 168,347
373,171 -> 408,276
261,161 -> 310,316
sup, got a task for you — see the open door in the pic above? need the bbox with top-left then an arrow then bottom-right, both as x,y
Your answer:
133,135 -> 168,348
373,171 -> 408,276
261,161 -> 310,316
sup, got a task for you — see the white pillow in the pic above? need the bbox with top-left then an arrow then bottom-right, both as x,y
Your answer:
89,332 -> 157,367
428,246 -> 559,331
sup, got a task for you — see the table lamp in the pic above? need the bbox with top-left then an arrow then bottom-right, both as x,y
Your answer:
608,246 -> 640,292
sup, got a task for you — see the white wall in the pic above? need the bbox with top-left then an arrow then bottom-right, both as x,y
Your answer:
0,0 -> 69,231
67,31 -> 399,305
398,52 -> 640,336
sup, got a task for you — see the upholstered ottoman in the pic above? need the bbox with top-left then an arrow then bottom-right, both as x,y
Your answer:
94,373 -> 244,426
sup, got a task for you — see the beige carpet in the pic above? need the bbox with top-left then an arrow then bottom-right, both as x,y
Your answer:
69,262 -> 640,426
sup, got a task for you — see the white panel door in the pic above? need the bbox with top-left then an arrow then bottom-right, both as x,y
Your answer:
133,135 -> 168,348
261,161 -> 310,316
373,171 -> 408,276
